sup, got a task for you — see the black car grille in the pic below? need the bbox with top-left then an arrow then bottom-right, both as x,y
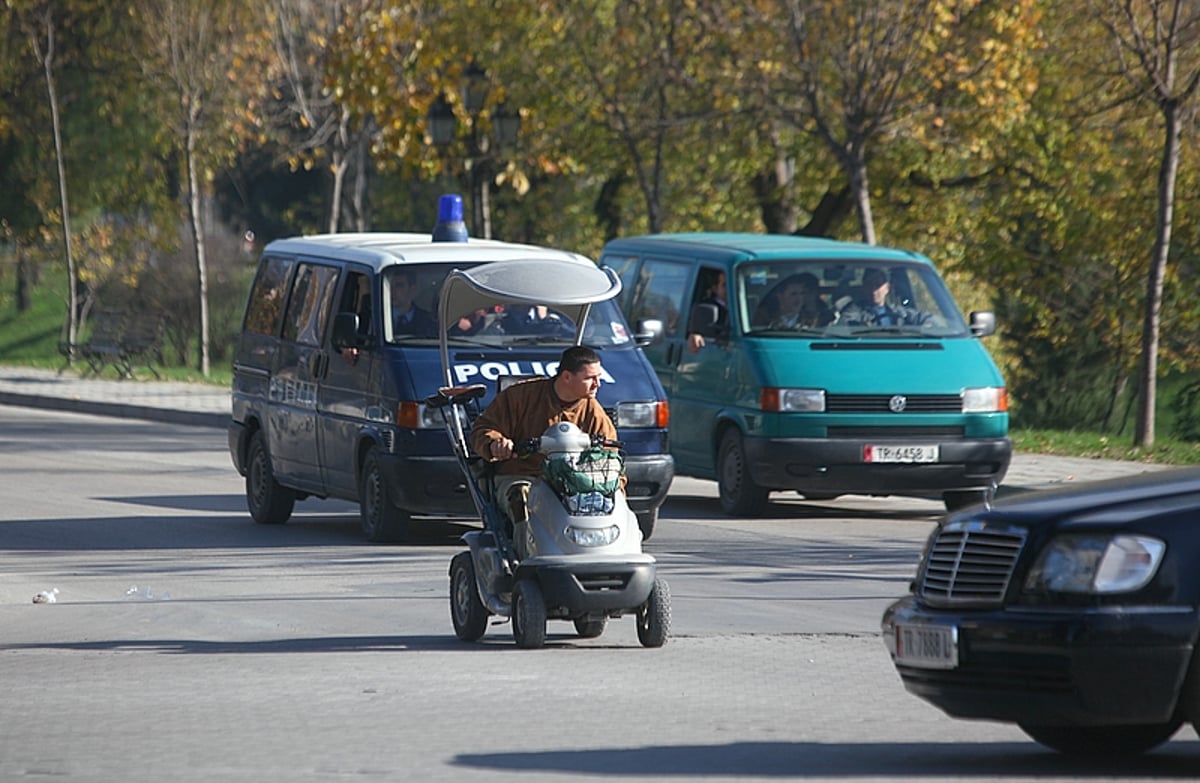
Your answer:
918,521 -> 1026,606
826,394 -> 963,413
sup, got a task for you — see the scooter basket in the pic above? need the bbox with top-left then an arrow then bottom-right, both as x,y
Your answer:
542,447 -> 623,515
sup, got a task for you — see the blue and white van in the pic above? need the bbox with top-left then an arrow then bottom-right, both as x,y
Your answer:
600,233 -> 1010,515
228,198 -> 673,542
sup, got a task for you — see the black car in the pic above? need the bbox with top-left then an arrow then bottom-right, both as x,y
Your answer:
882,467 -> 1200,756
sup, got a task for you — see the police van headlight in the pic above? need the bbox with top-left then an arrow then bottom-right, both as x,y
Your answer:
615,400 -> 669,428
962,387 -> 1007,413
398,402 -> 445,430
760,388 -> 825,413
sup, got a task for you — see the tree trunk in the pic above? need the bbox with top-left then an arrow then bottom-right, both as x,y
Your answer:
32,12 -> 79,360
186,115 -> 211,377
848,152 -> 876,245
1134,102 -> 1181,449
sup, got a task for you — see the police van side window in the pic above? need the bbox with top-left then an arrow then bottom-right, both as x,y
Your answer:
282,263 -> 340,346
243,255 -> 294,336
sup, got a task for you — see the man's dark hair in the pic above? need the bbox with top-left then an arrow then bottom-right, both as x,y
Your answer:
558,345 -> 600,375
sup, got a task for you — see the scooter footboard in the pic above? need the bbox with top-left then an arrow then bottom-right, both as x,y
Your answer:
518,557 -> 656,614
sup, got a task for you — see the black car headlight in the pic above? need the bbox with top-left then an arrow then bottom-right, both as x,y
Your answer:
1024,534 -> 1166,594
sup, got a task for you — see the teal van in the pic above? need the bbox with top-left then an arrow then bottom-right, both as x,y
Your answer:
599,233 -> 1010,515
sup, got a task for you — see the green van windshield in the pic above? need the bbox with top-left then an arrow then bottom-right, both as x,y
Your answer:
738,261 -> 968,338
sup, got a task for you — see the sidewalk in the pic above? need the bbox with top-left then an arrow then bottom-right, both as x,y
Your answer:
0,364 -> 1169,492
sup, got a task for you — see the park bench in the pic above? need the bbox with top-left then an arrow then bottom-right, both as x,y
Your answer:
59,309 -> 167,379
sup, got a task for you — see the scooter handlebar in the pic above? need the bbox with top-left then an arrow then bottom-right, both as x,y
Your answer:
511,434 -> 623,457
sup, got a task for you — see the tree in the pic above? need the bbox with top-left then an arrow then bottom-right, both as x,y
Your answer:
1090,0 -> 1200,448
246,0 -> 375,233
14,3 -> 79,357
133,0 -> 249,376
760,0 -> 1043,245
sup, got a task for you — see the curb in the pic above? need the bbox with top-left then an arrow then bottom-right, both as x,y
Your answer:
0,390 -> 227,430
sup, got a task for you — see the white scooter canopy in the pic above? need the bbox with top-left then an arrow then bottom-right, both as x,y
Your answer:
437,257 -> 622,387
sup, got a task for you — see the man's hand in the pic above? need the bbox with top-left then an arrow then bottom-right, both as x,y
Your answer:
488,437 -> 515,461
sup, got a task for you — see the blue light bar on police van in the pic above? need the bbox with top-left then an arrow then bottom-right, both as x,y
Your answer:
432,194 -> 469,243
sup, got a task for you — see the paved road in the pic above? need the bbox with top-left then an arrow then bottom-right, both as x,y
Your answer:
1,405 -> 1197,783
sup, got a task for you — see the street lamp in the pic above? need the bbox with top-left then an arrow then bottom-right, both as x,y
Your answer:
426,63 -> 520,239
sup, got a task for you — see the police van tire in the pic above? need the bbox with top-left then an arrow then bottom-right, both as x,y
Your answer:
246,430 -> 295,525
636,508 -> 658,541
717,430 -> 769,517
359,446 -> 410,543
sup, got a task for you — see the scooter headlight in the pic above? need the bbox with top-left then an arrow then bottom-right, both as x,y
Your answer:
566,525 -> 620,547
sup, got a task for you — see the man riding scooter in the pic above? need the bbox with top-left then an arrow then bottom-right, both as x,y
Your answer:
470,345 -> 624,556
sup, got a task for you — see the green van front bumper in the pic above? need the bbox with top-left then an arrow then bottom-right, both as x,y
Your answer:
743,436 -> 1011,496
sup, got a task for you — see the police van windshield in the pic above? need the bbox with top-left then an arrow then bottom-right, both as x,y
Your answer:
739,261 -> 967,338
383,265 -> 634,348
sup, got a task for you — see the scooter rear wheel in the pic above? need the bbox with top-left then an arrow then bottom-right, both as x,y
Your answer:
512,579 -> 547,649
449,552 -> 489,642
637,577 -> 671,648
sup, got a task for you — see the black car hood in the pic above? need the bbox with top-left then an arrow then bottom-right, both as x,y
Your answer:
955,467 -> 1200,529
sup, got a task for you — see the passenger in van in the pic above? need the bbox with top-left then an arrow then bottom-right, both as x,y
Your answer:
450,306 -> 504,336
836,268 -> 931,327
504,304 -> 573,336
390,269 -> 437,337
470,345 -> 622,532
753,272 -> 833,330
686,270 -> 728,352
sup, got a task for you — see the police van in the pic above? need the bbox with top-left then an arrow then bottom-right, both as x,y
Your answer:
600,232 -> 1010,515
228,197 -> 673,542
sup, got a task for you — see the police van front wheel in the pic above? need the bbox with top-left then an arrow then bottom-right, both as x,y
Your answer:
359,446 -> 410,543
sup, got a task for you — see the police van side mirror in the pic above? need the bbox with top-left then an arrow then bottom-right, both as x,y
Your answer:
332,311 -> 364,349
969,311 -> 996,337
635,318 -> 664,346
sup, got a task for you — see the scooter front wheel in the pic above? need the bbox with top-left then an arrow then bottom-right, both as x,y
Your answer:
637,577 -> 671,648
450,552 -> 489,642
512,579 -> 547,649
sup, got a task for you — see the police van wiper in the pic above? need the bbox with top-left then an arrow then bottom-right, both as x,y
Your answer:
502,334 -> 571,346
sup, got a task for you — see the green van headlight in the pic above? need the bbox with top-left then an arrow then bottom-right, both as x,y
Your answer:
962,387 -> 1007,413
761,388 -> 825,413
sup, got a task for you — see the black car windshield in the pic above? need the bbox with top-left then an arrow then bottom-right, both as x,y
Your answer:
738,260 -> 968,338
383,264 -> 635,348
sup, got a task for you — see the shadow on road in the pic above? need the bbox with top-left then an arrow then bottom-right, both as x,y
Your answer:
452,738 -> 1200,778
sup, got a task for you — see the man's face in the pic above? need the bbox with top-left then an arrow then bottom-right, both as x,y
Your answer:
559,361 -> 603,401
864,271 -> 889,304
392,277 -> 415,309
779,283 -> 806,312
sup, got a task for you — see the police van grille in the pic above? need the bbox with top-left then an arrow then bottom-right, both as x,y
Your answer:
919,524 -> 1026,606
826,394 -> 963,413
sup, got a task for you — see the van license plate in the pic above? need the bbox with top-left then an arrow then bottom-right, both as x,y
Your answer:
895,623 -> 958,669
864,445 -> 938,463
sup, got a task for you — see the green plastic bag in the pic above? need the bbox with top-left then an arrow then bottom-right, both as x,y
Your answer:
542,447 -> 623,496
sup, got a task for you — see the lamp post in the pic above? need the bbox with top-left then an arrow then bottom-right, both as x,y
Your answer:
426,63 -> 520,239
